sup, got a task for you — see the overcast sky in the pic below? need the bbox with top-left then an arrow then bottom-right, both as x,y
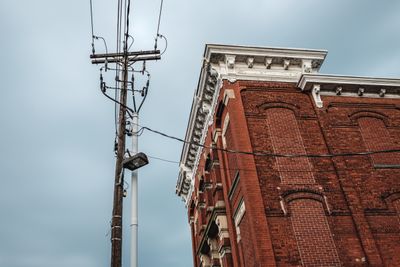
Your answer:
0,1 -> 399,266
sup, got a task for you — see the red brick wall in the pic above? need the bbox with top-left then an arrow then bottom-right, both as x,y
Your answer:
395,200 -> 400,223
358,117 -> 400,165
265,108 -> 315,184
188,79 -> 400,267
289,199 -> 340,266
224,124 -> 239,186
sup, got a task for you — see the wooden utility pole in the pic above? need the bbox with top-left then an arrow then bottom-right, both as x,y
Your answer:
90,49 -> 160,267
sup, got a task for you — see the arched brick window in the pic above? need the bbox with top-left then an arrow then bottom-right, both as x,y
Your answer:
223,116 -> 238,185
289,198 -> 341,267
383,191 -> 400,223
265,108 -> 314,184
394,200 -> 400,223
358,117 -> 400,167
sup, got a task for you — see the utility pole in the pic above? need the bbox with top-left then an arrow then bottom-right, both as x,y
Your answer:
90,49 -> 160,267
89,1 -> 164,265
110,52 -> 128,267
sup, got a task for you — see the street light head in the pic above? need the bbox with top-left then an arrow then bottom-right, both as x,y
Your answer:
122,152 -> 149,171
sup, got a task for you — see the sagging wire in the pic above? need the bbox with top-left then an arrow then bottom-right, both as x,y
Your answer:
147,155 -> 180,164
136,154 -> 400,176
137,125 -> 400,159
137,73 -> 150,113
130,70 -> 137,112
94,35 -> 109,54
128,35 -> 135,51
128,62 -> 151,113
156,34 -> 168,56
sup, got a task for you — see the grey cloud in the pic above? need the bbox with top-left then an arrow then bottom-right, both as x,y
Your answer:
0,0 -> 399,266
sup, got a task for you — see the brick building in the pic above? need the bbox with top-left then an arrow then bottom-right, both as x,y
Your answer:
176,44 -> 400,267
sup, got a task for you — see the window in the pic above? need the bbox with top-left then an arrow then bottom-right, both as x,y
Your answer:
358,117 -> 400,168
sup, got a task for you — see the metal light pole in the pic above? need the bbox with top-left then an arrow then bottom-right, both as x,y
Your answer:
130,112 -> 139,267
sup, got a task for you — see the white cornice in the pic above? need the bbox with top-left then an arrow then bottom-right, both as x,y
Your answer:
298,74 -> 400,108
205,44 -> 328,61
298,74 -> 400,90
176,44 -> 329,205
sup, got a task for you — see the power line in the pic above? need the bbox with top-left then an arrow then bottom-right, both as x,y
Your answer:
114,0 -> 124,137
158,34 -> 168,56
125,0 -> 132,48
89,0 -> 95,53
146,154 -> 390,175
156,0 -> 164,37
154,0 -> 164,50
148,155 -> 180,164
139,125 -> 400,159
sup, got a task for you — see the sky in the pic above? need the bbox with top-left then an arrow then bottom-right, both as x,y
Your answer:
0,1 -> 399,266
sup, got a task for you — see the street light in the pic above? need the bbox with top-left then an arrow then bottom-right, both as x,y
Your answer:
122,152 -> 149,171
122,150 -> 148,267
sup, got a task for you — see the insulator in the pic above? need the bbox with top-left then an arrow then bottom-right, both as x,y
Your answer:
114,140 -> 118,154
141,88 -> 145,97
105,59 -> 108,72
142,61 -> 146,74
125,128 -> 132,137
125,122 -> 133,136
100,73 -> 105,92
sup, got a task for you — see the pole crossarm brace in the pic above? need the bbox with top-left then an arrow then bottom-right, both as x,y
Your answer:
90,49 -> 160,59
90,50 -> 161,64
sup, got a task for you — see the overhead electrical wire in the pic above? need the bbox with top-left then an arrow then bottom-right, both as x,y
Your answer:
90,0 -> 164,136
147,155 -> 180,164
100,86 -> 134,119
138,125 -> 400,159
156,0 -> 164,37
114,0 -> 124,137
125,0 -> 131,48
89,0 -> 95,54
128,35 -> 135,50
95,36 -> 109,54
145,154 -> 389,175
123,0 -> 127,40
157,34 -> 168,56
137,74 -> 150,113
154,0 -> 165,50
89,0 -> 109,55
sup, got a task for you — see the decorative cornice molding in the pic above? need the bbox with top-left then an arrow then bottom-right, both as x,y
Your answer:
297,74 -> 400,108
213,44 -> 327,84
298,74 -> 400,89
176,44 -> 328,205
